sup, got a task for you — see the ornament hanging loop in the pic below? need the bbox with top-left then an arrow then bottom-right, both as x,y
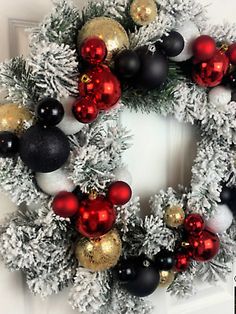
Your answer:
81,74 -> 91,84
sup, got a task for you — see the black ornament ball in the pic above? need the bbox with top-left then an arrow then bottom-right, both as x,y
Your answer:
0,131 -> 19,158
114,49 -> 141,78
220,185 -> 236,214
117,256 -> 160,297
160,31 -> 185,57
19,124 -> 70,173
136,47 -> 169,89
228,72 -> 236,89
155,249 -> 175,270
231,90 -> 236,102
115,258 -> 137,283
36,98 -> 64,126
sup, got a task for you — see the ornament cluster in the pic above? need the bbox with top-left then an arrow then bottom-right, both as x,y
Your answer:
113,206 -> 222,298
52,181 -> 132,271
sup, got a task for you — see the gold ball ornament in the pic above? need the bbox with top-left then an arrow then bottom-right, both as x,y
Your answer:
78,17 -> 129,60
130,0 -> 158,26
164,205 -> 185,228
159,270 -> 175,288
75,229 -> 122,272
0,103 -> 32,135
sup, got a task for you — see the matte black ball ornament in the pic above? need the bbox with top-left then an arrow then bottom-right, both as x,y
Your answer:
136,47 -> 169,89
19,124 -> 70,173
117,256 -> 160,297
114,49 -> 141,78
0,131 -> 19,158
155,249 -> 175,270
160,31 -> 185,57
36,98 -> 64,126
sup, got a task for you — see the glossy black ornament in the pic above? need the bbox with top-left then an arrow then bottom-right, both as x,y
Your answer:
228,72 -> 236,89
118,256 -> 160,297
115,259 -> 137,283
0,131 -> 19,158
231,90 -> 236,102
160,31 -> 185,57
19,124 -> 70,173
136,47 -> 169,89
36,98 -> 64,126
114,49 -> 141,78
155,249 -> 175,270
220,185 -> 236,214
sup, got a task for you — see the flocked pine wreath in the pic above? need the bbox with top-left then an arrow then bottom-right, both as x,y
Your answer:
0,0 -> 236,313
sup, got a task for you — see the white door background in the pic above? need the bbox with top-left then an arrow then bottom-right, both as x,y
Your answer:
0,0 -> 235,313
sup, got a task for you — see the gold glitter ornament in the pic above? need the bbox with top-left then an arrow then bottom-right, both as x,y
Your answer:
78,17 -> 129,60
75,229 -> 122,271
159,270 -> 175,288
164,205 -> 185,228
130,0 -> 158,26
0,103 -> 32,135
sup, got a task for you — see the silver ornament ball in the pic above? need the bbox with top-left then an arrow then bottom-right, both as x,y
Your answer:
206,204 -> 233,234
57,97 -> 84,135
36,168 -> 75,196
208,86 -> 232,108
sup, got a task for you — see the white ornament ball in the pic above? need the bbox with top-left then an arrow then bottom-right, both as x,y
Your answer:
206,204 -> 233,234
114,167 -> 132,185
57,97 -> 84,135
208,86 -> 232,108
36,169 -> 75,196
170,21 -> 200,62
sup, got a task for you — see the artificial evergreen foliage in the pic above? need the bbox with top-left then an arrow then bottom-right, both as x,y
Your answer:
0,0 -> 235,313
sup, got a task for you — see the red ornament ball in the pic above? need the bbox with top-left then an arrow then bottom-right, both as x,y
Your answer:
79,65 -> 121,111
72,96 -> 98,124
193,35 -> 216,61
107,181 -> 132,206
52,191 -> 79,218
226,43 -> 236,65
192,50 -> 229,87
188,229 -> 220,262
80,36 -> 107,65
174,252 -> 190,272
184,214 -> 205,235
76,196 -> 116,238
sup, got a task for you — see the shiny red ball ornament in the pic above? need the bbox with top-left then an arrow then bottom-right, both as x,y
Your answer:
192,49 -> 229,87
193,35 -> 216,61
80,36 -> 107,65
79,65 -> 121,111
72,96 -> 99,123
52,191 -> 79,218
184,214 -> 205,235
174,252 -> 190,272
226,43 -> 236,65
107,181 -> 132,206
76,196 -> 116,238
188,229 -> 220,262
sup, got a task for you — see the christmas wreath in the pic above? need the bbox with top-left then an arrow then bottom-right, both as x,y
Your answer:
0,0 -> 236,313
